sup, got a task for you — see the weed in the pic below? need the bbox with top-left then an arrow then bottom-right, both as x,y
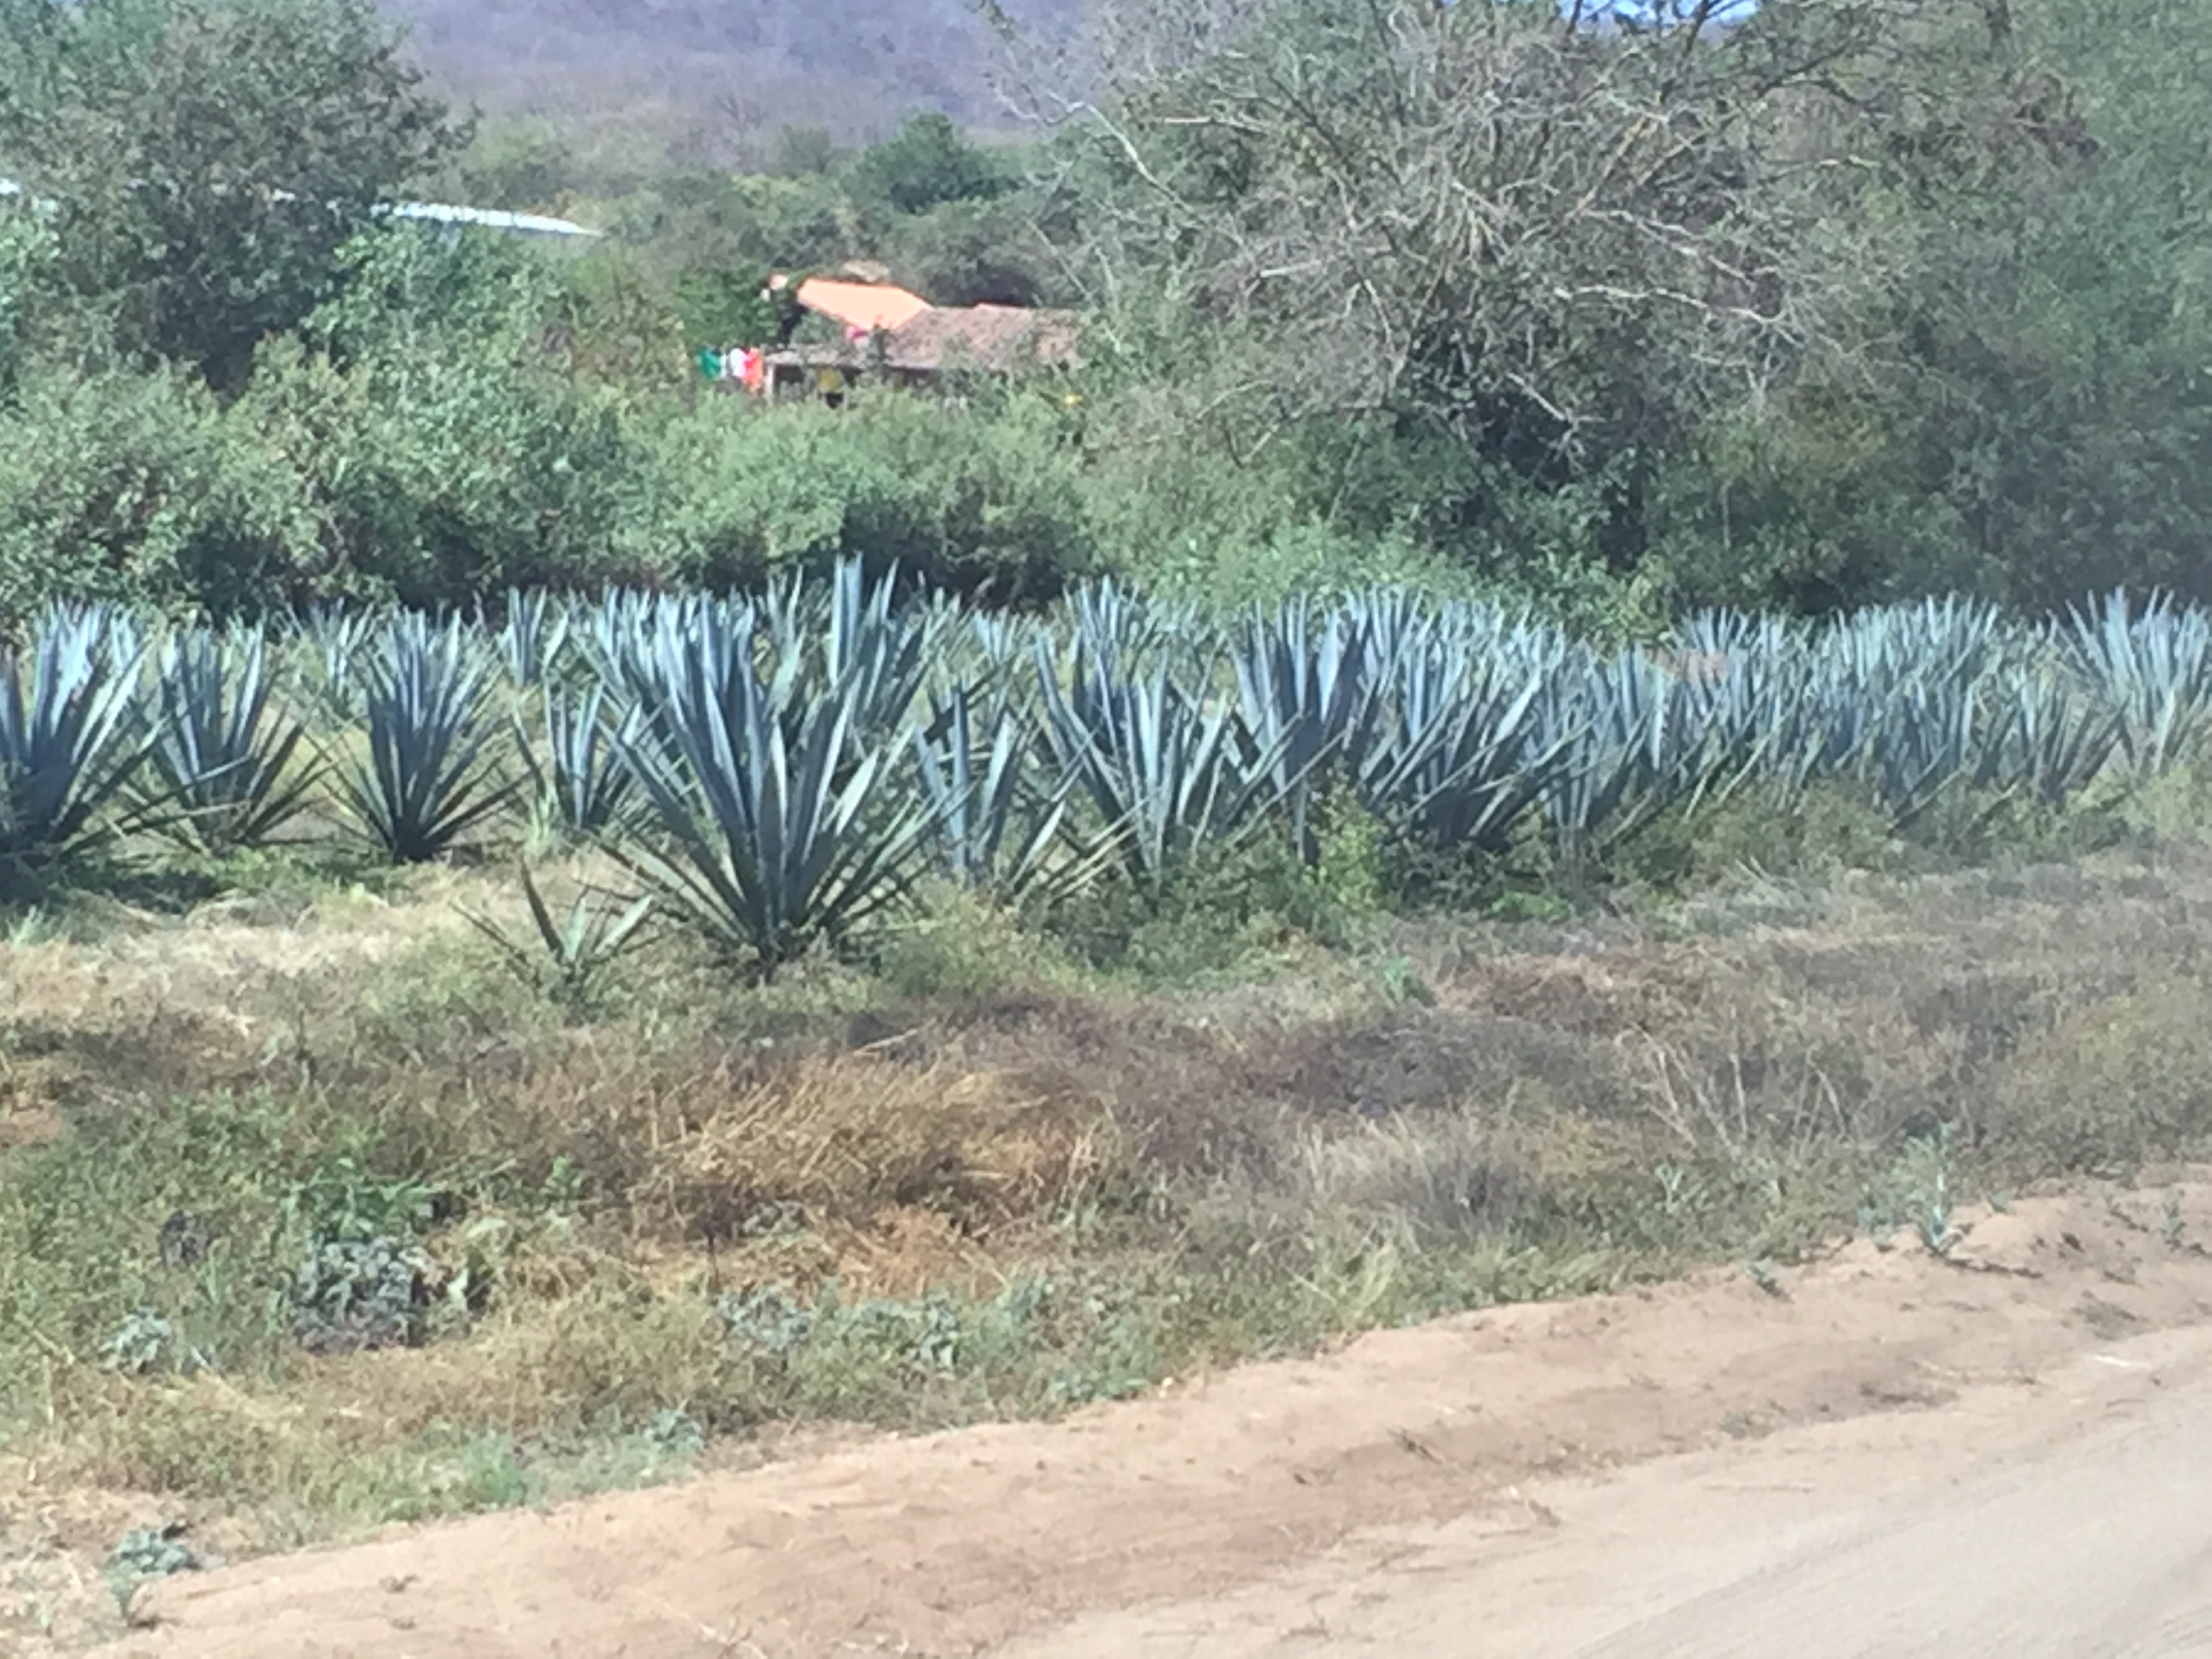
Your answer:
9,843 -> 2212,1568
1859,1124 -> 1961,1256
289,1234 -> 428,1355
459,863 -> 655,1021
1376,955 -> 1436,1008
102,1522 -> 207,1620
99,1309 -> 211,1376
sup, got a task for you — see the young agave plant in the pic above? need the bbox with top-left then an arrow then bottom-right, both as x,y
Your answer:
144,627 -> 318,856
608,618 -> 935,978
516,682 -> 642,841
0,603 -> 150,867
339,615 -> 511,863
910,684 -> 1077,901
1034,634 -> 1290,893
2064,588 -> 2212,780
462,863 -> 654,1019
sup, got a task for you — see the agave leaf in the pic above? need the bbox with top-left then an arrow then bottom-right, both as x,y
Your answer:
1359,617 -> 1563,854
144,627 -> 319,856
0,603 -> 152,867
1233,599 -> 1380,861
2064,588 -> 2212,779
609,618 -> 935,977
1035,632 -> 1292,893
339,615 -> 512,863
912,683 -> 1079,901
516,683 -> 642,841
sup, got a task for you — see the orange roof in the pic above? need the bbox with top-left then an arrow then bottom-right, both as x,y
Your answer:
793,278 -> 932,334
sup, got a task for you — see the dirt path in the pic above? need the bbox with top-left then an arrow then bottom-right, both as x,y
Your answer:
1010,1317 -> 2212,1658
109,1181 -> 2212,1658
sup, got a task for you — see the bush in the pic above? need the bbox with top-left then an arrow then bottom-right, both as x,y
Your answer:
650,389 -> 1096,603
237,336 -> 657,609
0,367 -> 317,623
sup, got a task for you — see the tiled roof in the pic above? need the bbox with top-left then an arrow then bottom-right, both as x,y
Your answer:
792,278 -> 933,333
882,305 -> 1080,372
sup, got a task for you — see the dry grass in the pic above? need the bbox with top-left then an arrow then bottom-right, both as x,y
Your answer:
13,837 -> 2212,1645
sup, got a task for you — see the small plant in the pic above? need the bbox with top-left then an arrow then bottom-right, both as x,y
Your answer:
98,1309 -> 211,1376
289,1233 -> 428,1355
283,1153 -> 442,1244
1861,1123 -> 1962,1256
338,614 -> 511,863
281,1155 -> 443,1354
643,1407 -> 706,1456
142,628 -> 319,856
715,1284 -> 817,1359
1744,1259 -> 1786,1298
2164,1191 -> 2187,1250
102,1522 -> 206,1620
1378,955 -> 1436,1007
462,863 -> 654,1018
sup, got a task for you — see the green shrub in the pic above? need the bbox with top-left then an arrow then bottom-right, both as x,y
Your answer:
650,389 -> 1095,602
0,367 -> 316,623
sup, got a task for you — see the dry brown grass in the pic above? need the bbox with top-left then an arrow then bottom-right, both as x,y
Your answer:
17,838 -> 2212,1614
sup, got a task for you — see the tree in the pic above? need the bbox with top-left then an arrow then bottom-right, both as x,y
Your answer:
0,0 -> 464,391
1651,0 -> 2212,612
1005,0 -> 1938,581
846,112 -> 1015,218
885,197 -> 1051,306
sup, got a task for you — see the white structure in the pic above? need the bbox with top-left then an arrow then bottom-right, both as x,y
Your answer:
0,176 -> 600,240
373,201 -> 600,240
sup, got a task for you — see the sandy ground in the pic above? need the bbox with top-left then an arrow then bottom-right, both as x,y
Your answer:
104,1180 -> 2212,1658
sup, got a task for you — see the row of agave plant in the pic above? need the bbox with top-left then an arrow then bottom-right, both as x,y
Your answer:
5,564 -> 2212,972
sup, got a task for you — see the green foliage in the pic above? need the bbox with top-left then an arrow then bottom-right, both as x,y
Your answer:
0,367 -> 316,622
103,1522 -> 204,1615
0,0 -> 464,390
0,213 -> 54,390
672,262 -> 781,352
651,389 -> 1094,603
882,197 -> 1049,306
232,229 -> 657,609
846,112 -> 1013,219
0,0 -> 2210,682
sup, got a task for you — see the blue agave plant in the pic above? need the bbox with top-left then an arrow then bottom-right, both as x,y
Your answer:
339,615 -> 511,863
0,603 -> 150,867
144,626 -> 318,855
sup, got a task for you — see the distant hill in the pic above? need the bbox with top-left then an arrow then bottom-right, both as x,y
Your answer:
380,0 -> 1084,162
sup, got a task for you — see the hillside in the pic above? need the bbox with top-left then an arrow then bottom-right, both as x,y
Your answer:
380,0 -> 1082,152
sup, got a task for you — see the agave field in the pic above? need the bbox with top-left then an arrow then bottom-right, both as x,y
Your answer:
3,564 -> 2210,974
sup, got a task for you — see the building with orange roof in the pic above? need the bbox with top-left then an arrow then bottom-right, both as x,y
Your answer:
790,277 -> 932,336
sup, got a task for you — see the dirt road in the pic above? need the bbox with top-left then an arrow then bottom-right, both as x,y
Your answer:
111,1183 -> 2212,1658
1009,1319 -> 2212,1658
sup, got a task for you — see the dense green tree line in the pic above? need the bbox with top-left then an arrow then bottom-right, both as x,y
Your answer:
0,0 -> 2203,628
